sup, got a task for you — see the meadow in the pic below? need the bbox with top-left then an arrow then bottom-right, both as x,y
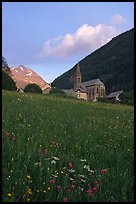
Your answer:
2,90 -> 134,202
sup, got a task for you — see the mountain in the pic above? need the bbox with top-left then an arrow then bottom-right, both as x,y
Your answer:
52,28 -> 134,94
10,65 -> 51,91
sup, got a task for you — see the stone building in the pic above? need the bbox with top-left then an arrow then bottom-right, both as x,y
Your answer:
73,63 -> 106,101
107,90 -> 123,103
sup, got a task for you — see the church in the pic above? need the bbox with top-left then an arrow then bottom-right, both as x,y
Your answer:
64,63 -> 106,101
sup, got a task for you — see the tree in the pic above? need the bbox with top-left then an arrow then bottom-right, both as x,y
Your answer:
2,56 -> 11,75
2,70 -> 17,91
24,83 -> 43,94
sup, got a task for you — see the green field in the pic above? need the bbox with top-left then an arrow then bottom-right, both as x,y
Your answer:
2,90 -> 134,202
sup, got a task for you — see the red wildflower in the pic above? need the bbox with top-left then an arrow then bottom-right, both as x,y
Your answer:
68,162 -> 73,169
50,179 -> 55,184
100,169 -> 107,175
93,187 -> 97,191
86,188 -> 93,197
71,184 -> 75,190
63,197 -> 68,202
57,185 -> 61,190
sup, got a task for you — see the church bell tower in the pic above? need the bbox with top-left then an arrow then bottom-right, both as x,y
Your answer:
74,63 -> 82,90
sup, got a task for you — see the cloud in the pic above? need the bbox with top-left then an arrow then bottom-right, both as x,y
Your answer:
111,14 -> 126,25
39,24 -> 119,58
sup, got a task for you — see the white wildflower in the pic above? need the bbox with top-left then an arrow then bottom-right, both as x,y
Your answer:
80,159 -> 87,162
51,160 -> 56,164
52,156 -> 59,161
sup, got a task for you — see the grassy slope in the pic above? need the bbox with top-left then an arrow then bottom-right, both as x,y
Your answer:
2,91 -> 134,202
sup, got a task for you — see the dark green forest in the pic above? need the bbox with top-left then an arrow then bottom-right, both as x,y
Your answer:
52,28 -> 134,96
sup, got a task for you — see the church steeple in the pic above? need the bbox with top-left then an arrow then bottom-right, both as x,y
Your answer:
74,63 -> 82,90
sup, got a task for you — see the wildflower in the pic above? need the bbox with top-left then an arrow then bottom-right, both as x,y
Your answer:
86,188 -> 93,197
71,184 -> 75,190
93,187 -> 97,191
83,165 -> 90,171
12,137 -> 16,141
67,189 -> 70,192
50,179 -> 55,184
27,188 -> 32,195
51,140 -> 56,145
26,175 -> 31,181
80,179 -> 85,183
80,159 -> 87,162
57,185 -> 61,190
47,187 -> 51,190
51,160 -> 56,164
52,156 -> 59,160
68,169 -> 75,173
68,162 -> 73,169
100,169 -> 107,175
78,174 -> 85,178
7,193 -> 12,197
63,197 -> 68,202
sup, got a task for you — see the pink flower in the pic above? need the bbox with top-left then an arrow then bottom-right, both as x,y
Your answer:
57,185 -> 61,190
51,140 -> 56,145
67,189 -> 70,192
93,187 -> 97,191
71,184 -> 75,190
63,197 -> 68,202
50,179 -> 55,184
86,188 -> 93,197
100,169 -> 107,175
12,137 -> 16,141
68,162 -> 73,169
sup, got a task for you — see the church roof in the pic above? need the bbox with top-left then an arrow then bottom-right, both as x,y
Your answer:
81,79 -> 104,87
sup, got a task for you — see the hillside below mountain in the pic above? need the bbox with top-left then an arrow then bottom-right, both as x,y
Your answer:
10,65 -> 51,91
52,28 -> 134,94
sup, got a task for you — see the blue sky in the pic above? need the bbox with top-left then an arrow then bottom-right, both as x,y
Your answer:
2,2 -> 134,83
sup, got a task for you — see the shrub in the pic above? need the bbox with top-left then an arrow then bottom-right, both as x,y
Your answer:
24,83 -> 42,94
2,70 -> 17,91
50,87 -> 66,95
120,90 -> 134,105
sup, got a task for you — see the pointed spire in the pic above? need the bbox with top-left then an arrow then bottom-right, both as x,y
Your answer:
75,63 -> 81,76
74,63 -> 82,90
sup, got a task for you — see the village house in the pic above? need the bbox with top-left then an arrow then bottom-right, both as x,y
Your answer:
107,90 -> 123,103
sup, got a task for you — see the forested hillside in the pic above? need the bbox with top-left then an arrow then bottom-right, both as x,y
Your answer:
52,28 -> 134,94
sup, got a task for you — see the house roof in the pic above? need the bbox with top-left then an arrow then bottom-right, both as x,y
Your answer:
75,85 -> 88,93
107,90 -> 123,99
81,79 -> 104,87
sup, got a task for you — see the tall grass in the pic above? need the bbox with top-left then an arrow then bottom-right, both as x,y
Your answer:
2,90 -> 134,202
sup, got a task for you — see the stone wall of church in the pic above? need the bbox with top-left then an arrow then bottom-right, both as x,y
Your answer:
87,85 -> 105,101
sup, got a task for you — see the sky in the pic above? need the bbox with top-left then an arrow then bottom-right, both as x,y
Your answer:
2,2 -> 134,83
